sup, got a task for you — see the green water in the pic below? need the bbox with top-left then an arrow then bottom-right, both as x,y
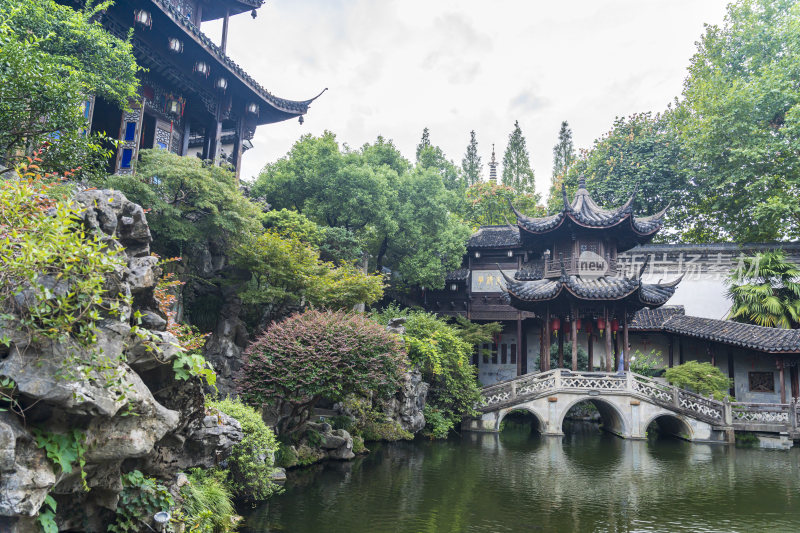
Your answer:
242,422 -> 800,532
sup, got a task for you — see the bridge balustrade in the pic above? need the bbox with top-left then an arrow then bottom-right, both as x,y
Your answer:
477,369 -> 799,436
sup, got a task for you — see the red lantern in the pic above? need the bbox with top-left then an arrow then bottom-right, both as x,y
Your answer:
611,318 -> 620,337
575,319 -> 582,331
551,317 -> 561,337
597,317 -> 606,333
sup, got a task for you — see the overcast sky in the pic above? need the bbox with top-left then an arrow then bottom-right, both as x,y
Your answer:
208,0 -> 729,200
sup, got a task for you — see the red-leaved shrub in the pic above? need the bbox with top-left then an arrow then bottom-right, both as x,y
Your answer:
237,309 -> 407,435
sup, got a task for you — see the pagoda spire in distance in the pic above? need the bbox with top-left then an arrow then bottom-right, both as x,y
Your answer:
489,144 -> 498,182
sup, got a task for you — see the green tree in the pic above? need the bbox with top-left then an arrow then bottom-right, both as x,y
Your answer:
416,127 -> 431,162
417,144 -> 464,192
462,181 -> 544,228
254,133 -> 469,290
501,120 -> 537,196
461,130 -> 483,186
0,0 -> 138,179
105,150 -> 263,257
551,120 -> 576,184
379,167 -> 471,288
549,113 -> 690,233
664,361 -> 732,400
673,0 -> 800,241
726,250 -> 800,329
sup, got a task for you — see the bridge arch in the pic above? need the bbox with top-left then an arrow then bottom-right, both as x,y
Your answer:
644,413 -> 694,441
559,396 -> 628,437
496,406 -> 545,433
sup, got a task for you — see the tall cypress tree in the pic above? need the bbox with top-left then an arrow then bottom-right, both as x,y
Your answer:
461,130 -> 483,185
502,120 -> 536,195
552,120 -> 575,179
416,127 -> 431,162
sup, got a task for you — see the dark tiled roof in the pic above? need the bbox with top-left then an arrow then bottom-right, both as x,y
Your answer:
468,226 -> 520,249
663,315 -> 800,353
512,179 -> 665,236
630,306 -> 686,330
445,268 -> 469,282
515,264 -> 543,280
502,273 -> 681,306
153,0 -> 323,115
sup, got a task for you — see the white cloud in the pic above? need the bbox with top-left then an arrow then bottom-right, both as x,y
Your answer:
213,0 -> 728,198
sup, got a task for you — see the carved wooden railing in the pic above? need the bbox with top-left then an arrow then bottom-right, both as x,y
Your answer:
479,369 -> 798,433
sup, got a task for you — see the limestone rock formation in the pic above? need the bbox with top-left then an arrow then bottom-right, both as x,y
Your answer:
382,368 -> 429,433
0,190 -> 242,532
382,317 -> 429,433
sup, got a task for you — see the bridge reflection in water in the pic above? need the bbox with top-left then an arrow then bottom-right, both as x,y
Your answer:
244,427 -> 800,533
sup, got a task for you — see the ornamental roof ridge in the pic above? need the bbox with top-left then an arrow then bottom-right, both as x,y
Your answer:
151,0 -> 326,114
512,179 -> 665,236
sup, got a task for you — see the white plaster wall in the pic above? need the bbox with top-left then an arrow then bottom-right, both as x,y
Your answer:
642,275 -> 731,320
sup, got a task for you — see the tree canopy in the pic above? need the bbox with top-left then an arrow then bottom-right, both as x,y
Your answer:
549,113 -> 690,236
0,0 -> 138,179
501,120 -> 537,197
551,120 -> 576,182
673,0 -> 800,241
461,130 -> 483,186
253,133 -> 470,289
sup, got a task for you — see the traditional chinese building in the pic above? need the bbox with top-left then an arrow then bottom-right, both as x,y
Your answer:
422,179 -> 800,404
75,0 -> 324,179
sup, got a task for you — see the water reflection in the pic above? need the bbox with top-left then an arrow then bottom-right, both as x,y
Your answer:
243,423 -> 800,533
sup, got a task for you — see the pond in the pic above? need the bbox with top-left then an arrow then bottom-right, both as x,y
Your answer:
242,422 -> 800,532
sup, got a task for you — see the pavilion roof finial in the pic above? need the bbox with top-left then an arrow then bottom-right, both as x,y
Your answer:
578,175 -> 586,189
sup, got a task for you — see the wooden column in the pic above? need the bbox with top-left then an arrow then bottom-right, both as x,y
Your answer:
779,358 -> 786,404
543,307 -> 551,372
571,308 -> 578,371
558,321 -> 564,369
708,343 -> 716,367
588,330 -> 594,371
679,337 -> 684,365
623,312 -> 630,371
232,116 -> 245,183
727,348 -> 735,397
208,114 -> 222,164
516,315 -> 522,377
181,118 -> 191,156
668,335 -> 674,368
613,333 -> 619,371
220,8 -> 230,53
604,308 -> 613,372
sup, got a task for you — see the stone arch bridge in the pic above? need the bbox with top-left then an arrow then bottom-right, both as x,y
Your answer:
463,370 -> 800,443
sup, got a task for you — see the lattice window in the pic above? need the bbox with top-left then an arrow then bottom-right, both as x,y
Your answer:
482,343 -> 490,364
510,344 -> 517,365
501,344 -> 507,364
748,372 -> 775,393
491,343 -> 498,364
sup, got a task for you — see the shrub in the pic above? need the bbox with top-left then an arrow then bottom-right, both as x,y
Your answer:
108,471 -> 173,533
664,361 -> 732,400
206,398 -> 280,502
422,405 -> 454,440
630,349 -> 663,377
337,395 -> 413,442
0,166 -> 133,399
369,306 -> 482,439
237,309 -> 407,436
180,469 -> 238,533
